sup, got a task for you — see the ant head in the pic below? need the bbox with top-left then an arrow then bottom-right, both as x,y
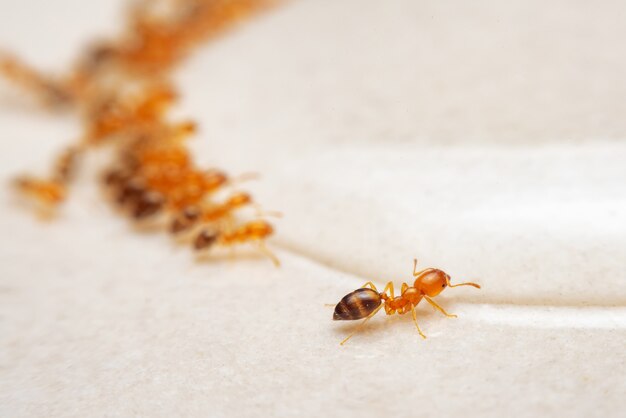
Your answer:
414,269 -> 450,297
227,192 -> 252,208
246,220 -> 274,239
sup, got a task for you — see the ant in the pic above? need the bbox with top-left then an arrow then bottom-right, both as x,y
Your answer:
13,177 -> 66,206
193,219 -> 280,267
333,259 -> 480,345
169,191 -> 281,234
169,192 -> 253,234
13,145 -> 82,209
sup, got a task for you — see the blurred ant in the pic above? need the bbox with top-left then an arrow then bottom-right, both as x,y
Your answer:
3,0 -> 281,267
13,145 -> 82,209
169,191 -> 281,234
333,259 -> 480,345
193,219 -> 280,267
13,177 -> 66,206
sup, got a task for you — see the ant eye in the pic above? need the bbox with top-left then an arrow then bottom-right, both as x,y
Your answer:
442,283 -> 446,288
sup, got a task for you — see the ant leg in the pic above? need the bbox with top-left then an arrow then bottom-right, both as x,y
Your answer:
424,296 -> 457,318
328,282 -> 382,308
401,282 -> 409,293
256,240 -> 280,267
410,306 -> 427,339
381,282 -> 397,315
224,173 -> 260,194
229,172 -> 260,185
359,281 -> 379,292
412,258 -> 433,278
381,281 -> 395,298
236,172 -> 260,182
220,214 -> 236,233
340,304 -> 383,346
253,204 -> 283,218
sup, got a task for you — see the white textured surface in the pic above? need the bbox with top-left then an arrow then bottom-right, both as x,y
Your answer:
1,0 -> 626,417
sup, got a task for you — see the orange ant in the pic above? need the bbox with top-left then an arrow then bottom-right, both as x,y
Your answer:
12,145 -> 82,209
193,219 -> 280,267
13,177 -> 66,206
169,191 -> 281,234
169,192 -> 252,233
333,259 -> 480,345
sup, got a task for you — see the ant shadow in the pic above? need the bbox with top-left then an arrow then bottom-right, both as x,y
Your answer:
194,248 -> 269,264
131,219 -> 166,234
0,92 -> 37,113
0,91 -> 68,115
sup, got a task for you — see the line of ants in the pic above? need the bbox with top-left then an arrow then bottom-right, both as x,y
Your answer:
2,0 -> 481,345
3,0 -> 282,266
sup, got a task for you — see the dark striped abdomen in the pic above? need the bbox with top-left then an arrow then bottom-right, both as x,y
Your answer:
333,288 -> 382,320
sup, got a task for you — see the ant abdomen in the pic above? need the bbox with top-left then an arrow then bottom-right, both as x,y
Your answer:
103,168 -> 127,187
131,190 -> 165,219
194,228 -> 220,250
170,206 -> 201,233
115,177 -> 146,205
333,288 -> 382,321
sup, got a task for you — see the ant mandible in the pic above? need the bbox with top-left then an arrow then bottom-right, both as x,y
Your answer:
333,259 -> 480,345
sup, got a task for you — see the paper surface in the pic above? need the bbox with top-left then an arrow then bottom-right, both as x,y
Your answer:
1,0 -> 625,417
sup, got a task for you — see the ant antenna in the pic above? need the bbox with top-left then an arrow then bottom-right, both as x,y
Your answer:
412,258 -> 432,277
257,241 -> 280,267
340,305 -> 384,346
253,204 -> 283,218
446,277 -> 481,289
224,172 -> 261,193
230,172 -> 260,184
